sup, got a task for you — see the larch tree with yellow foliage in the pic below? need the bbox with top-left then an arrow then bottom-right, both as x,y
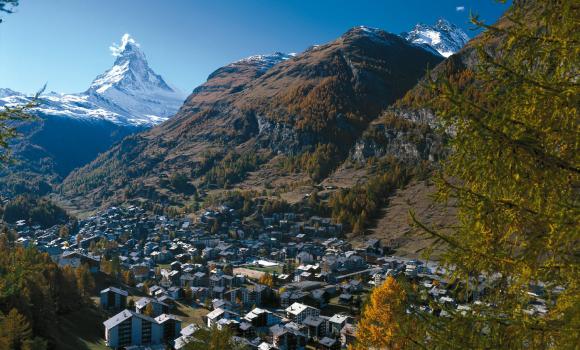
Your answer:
351,277 -> 415,350
259,272 -> 274,287
406,1 -> 579,348
354,1 -> 579,349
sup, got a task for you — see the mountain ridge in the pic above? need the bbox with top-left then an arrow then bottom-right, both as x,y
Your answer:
60,25 -> 446,209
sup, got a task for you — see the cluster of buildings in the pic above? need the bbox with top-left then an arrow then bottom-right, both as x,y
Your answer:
10,203 -> 551,349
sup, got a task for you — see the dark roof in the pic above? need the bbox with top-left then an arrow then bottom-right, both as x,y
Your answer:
303,316 -> 325,327
319,337 -> 337,347
101,287 -> 129,296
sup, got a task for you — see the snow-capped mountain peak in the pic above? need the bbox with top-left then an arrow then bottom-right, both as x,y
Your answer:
0,34 -> 185,127
88,34 -> 180,100
84,34 -> 185,123
110,33 -> 144,59
403,18 -> 469,57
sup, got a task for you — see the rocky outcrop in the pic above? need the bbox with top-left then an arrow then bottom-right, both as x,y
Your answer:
351,108 -> 444,163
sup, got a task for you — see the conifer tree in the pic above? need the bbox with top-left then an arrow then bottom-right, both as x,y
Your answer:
351,277 -> 414,349
405,1 -> 580,348
259,272 -> 274,288
75,264 -> 95,299
0,308 -> 33,350
21,337 -> 47,350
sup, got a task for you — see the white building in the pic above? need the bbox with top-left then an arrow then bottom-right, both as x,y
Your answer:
103,310 -> 162,348
103,310 -> 181,348
285,302 -> 320,323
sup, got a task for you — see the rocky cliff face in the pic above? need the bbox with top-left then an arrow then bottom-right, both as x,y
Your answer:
351,108 -> 444,163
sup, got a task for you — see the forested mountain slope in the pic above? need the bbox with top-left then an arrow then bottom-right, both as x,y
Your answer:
60,26 -> 443,210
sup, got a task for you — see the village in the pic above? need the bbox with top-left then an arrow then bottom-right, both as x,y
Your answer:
10,203 -> 549,350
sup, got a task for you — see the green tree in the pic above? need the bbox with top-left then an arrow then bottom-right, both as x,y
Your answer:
123,270 -> 135,287
110,255 -> 121,278
0,0 -> 18,18
59,265 -> 83,312
0,93 -> 41,163
406,2 -> 580,348
184,287 -> 193,303
210,219 -> 220,235
2,195 -> 69,228
0,232 -> 89,345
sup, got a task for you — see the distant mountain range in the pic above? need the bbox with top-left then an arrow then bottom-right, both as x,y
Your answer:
0,20 -> 469,201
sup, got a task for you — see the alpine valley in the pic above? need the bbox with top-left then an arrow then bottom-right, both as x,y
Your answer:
3,19 -> 469,250
2,2 -> 576,349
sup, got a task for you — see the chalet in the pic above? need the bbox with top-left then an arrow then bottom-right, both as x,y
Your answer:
135,297 -> 169,317
303,315 -> 327,339
271,324 -> 307,350
174,324 -> 199,350
244,308 -> 280,328
338,293 -> 352,304
168,286 -> 182,299
238,321 -> 255,338
58,251 -> 101,273
241,284 -> 268,306
206,307 -> 235,328
100,287 -> 128,311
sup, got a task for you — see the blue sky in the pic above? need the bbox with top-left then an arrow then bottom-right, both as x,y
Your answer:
0,0 -> 508,94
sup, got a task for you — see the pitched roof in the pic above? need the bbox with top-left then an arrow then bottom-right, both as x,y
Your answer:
101,286 -> 129,296
206,307 -> 226,320
103,309 -> 132,329
135,297 -> 168,309
103,309 -> 156,329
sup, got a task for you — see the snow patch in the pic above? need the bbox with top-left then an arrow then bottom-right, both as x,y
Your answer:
402,18 -> 469,57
